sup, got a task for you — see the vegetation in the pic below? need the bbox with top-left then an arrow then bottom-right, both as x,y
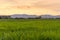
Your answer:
0,19 -> 60,40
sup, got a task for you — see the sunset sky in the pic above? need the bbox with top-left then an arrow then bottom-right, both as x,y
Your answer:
0,0 -> 60,15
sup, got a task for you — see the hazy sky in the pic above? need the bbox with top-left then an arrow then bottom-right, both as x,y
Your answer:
0,0 -> 60,15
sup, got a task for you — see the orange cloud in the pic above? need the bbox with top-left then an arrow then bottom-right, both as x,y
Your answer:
0,0 -> 60,15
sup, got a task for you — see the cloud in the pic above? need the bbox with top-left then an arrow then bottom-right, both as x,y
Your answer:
0,0 -> 60,15
31,0 -> 60,14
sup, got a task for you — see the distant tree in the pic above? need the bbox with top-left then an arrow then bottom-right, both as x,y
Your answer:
35,16 -> 41,19
0,17 -> 1,19
15,17 -> 19,19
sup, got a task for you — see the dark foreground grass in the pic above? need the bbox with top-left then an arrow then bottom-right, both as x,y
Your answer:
0,19 -> 60,40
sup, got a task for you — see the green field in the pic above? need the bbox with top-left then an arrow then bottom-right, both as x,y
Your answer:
0,19 -> 60,40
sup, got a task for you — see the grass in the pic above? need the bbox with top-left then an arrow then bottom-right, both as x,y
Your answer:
0,19 -> 59,40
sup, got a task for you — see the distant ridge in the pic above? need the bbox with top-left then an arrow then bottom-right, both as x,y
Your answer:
0,14 -> 60,19
10,14 -> 38,18
41,15 -> 60,19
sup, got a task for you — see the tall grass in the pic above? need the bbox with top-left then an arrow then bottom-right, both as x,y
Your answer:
0,19 -> 59,40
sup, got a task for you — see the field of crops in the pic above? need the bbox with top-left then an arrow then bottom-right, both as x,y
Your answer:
0,19 -> 60,40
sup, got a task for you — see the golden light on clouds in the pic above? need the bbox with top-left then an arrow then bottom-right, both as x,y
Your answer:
0,0 -> 60,15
